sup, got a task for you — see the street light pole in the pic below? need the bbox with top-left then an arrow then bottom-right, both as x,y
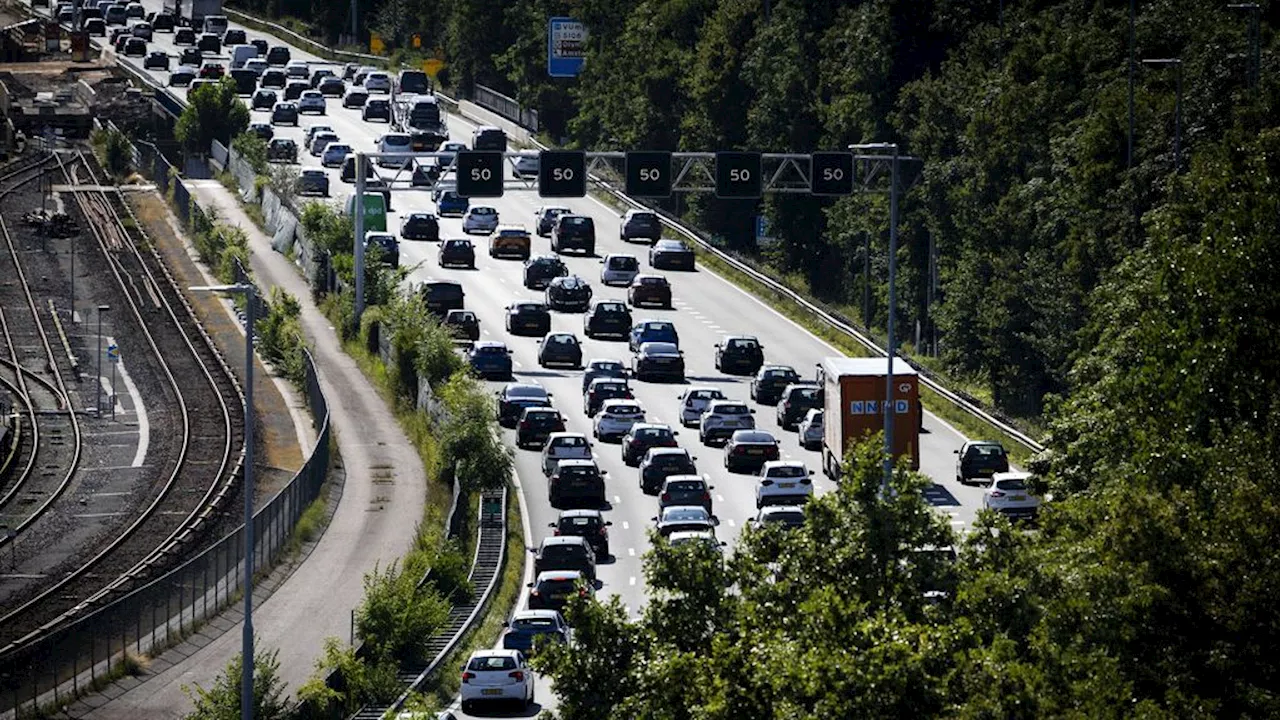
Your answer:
850,143 -> 902,496
95,305 -> 109,418
354,153 -> 366,326
1142,58 -> 1183,171
190,283 -> 256,720
1228,3 -> 1261,89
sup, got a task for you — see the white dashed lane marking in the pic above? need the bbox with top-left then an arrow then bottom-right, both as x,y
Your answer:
628,548 -> 636,557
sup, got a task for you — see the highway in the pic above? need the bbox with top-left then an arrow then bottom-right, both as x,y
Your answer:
104,6 -> 985,715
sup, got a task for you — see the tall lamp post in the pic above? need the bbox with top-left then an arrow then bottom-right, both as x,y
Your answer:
850,142 -> 903,497
1228,3 -> 1261,90
190,283 -> 257,720
95,305 -> 110,418
1142,57 -> 1183,171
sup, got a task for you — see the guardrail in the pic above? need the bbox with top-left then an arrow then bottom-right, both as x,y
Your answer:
222,7 -> 383,65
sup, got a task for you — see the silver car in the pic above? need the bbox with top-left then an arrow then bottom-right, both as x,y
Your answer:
541,432 -> 592,477
592,399 -> 646,442
677,386 -> 726,426
600,253 -> 640,286
462,206 -> 500,234
297,90 -> 326,114
798,408 -> 824,450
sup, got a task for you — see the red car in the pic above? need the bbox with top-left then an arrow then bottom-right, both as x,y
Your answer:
199,63 -> 225,79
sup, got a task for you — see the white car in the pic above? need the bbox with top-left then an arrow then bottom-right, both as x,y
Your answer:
541,432 -> 592,477
755,460 -> 815,508
677,386 -> 726,426
983,471 -> 1041,520
699,399 -> 756,445
364,71 -> 392,93
798,408 -> 824,450
459,649 -> 534,713
667,529 -> 724,552
600,253 -> 640,286
284,60 -> 310,79
462,206 -> 500,234
297,90 -> 326,114
593,399 -> 645,442
751,505 -> 806,530
304,124 -> 334,148
321,143 -> 352,168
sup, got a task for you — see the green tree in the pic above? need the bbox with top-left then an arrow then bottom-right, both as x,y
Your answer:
181,645 -> 292,720
356,559 -> 450,662
102,128 -> 132,176
231,132 -> 269,174
437,372 -> 513,492
176,77 -> 250,154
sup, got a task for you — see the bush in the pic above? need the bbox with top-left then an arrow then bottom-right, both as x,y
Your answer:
176,77 -> 250,153
438,373 -> 512,492
181,644 -> 292,720
102,128 -> 132,176
232,132 -> 270,174
300,201 -> 354,256
257,287 -> 309,386
356,559 -> 450,663
296,638 -> 404,716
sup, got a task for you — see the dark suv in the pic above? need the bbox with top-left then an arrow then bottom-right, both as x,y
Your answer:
620,210 -> 661,242
640,448 -> 698,494
549,460 -> 607,509
775,383 -> 823,430
532,536 -> 597,582
551,215 -> 595,255
516,408 -> 566,449
523,255 -> 568,290
582,300 -> 631,339
420,279 -> 465,318
549,509 -> 610,558
400,212 -> 439,241
267,138 -> 297,163
545,275 -> 593,312
266,45 -> 291,66
749,364 -> 802,405
955,441 -> 1010,484
714,335 -> 765,375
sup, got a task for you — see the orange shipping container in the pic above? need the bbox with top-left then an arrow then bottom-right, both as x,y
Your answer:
818,357 -> 920,479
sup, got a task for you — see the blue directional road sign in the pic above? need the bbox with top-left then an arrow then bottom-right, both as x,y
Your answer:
107,343 -> 119,362
547,17 -> 587,77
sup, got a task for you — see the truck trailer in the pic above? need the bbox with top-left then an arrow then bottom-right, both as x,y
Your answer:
817,356 -> 921,479
162,0 -> 222,28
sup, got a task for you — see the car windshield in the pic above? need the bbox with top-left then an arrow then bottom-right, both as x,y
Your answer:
563,217 -> 589,227
717,404 -> 749,415
548,335 -> 577,346
996,477 -> 1028,491
636,428 -> 669,440
550,436 -> 587,449
590,362 -> 623,373
736,432 -> 773,444
507,386 -> 547,398
652,454 -> 690,468
668,481 -> 704,494
664,507 -> 709,522
644,343 -> 678,356
644,323 -> 674,333
630,213 -> 658,224
564,516 -> 598,529
971,444 -> 1006,457
691,390 -> 722,400
445,240 -> 469,248
606,404 -> 641,415
559,467 -> 598,481
425,283 -> 462,300
514,303 -> 544,312
657,240 -> 684,250
475,346 -> 506,355
382,135 -> 410,147
728,338 -> 757,349
794,388 -> 821,401
594,382 -> 627,394
542,544 -> 584,558
540,579 -> 576,594
597,303 -> 626,314
768,465 -> 807,479
467,656 -> 517,672
608,256 -> 639,270
473,207 -> 496,216
763,510 -> 805,526
766,368 -> 798,379
513,617 -> 557,630
640,277 -> 668,286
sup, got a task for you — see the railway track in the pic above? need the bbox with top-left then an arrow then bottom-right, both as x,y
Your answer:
0,153 -> 84,561
0,149 -> 245,654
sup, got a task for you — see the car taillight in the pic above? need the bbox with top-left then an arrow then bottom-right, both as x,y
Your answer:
510,670 -> 525,682
530,588 -> 540,596
599,526 -> 608,535
661,493 -> 670,502
990,490 -> 1005,497
519,420 -> 530,430
553,528 -> 561,536
462,671 -> 475,683
578,587 -> 588,597
734,447 -> 745,455
703,492 -> 711,501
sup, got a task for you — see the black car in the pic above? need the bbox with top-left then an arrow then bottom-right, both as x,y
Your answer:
124,37 -> 148,57
582,300 -> 632,340
516,407 -> 566,449
295,169 -> 328,197
196,33 -> 221,53
523,255 -> 568,290
343,89 -> 370,108
267,138 -> 297,163
444,309 -> 480,342
143,50 -> 169,70
538,333 -> 583,369
775,383 -> 823,429
723,429 -> 780,473
628,274 -> 673,309
222,28 -> 246,45
536,206 -> 571,237
505,302 -> 552,336
632,341 -> 685,382
317,76 -> 346,97
639,448 -> 698,494
309,67 -> 335,87
955,441 -> 1010,484
437,238 -> 475,269
714,335 -> 765,375
363,232 -> 400,268
581,359 -> 629,393
168,66 -> 196,87
532,536 -> 597,582
363,98 -> 391,122
260,69 -> 287,88
400,212 -> 439,241
549,509 -> 610,558
174,27 -> 195,45
283,79 -> 309,101
527,571 -> 591,611
749,364 -> 802,405
620,210 -> 662,242
250,38 -> 269,57
660,476 -> 714,513
583,378 -> 633,417
271,102 -> 299,126
620,423 -> 679,466
551,215 -> 596,255
179,46 -> 202,67
419,279 -> 465,318
412,161 -> 441,187
545,275 -> 593,313
266,45 -> 291,66
548,460 -> 607,509
496,383 -> 553,427
251,89 -> 278,110
150,13 -> 174,31
650,238 -> 696,271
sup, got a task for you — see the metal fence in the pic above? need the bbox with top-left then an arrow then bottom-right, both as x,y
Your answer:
472,84 -> 539,132
0,345 -> 329,718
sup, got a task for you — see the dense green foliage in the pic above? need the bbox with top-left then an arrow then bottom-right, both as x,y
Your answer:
247,0 -> 1277,421
176,78 -> 250,154
181,645 -> 292,720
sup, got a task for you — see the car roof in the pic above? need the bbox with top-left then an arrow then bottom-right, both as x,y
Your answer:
992,470 -> 1032,482
512,609 -> 563,621
732,430 -> 775,443
469,648 -> 522,660
535,570 -> 584,582
560,508 -> 603,519
762,460 -> 807,471
630,422 -> 671,432
557,458 -> 597,469
640,342 -> 679,354
667,530 -> 717,542
473,341 -> 507,351
661,504 -> 710,517
541,535 -> 590,548
758,505 -> 806,519
546,431 -> 588,442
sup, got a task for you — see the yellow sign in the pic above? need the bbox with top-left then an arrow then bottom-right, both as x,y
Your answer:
412,34 -> 421,48
370,32 -> 385,55
423,58 -> 445,79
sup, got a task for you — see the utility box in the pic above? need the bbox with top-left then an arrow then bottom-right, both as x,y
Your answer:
817,356 -> 921,479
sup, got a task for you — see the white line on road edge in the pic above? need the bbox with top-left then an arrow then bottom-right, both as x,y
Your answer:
108,337 -> 150,468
